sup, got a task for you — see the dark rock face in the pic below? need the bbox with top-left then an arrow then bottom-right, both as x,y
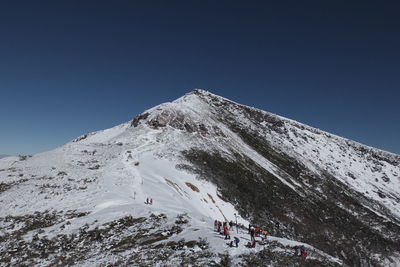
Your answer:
131,112 -> 150,127
180,91 -> 400,267
132,107 -> 225,137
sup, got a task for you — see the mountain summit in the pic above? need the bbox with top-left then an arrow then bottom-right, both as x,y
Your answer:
1,90 -> 399,266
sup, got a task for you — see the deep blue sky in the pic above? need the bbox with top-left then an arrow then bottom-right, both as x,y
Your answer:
0,1 -> 399,155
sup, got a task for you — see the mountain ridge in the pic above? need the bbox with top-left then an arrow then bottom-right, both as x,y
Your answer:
188,89 -> 399,157
0,89 -> 399,266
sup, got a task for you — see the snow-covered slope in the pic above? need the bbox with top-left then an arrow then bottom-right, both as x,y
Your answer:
0,89 -> 399,266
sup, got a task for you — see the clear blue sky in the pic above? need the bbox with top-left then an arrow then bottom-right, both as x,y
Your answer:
0,1 -> 399,155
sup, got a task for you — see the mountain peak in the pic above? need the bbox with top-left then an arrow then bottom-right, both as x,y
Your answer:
180,89 -> 231,104
1,90 -> 400,266
189,88 -> 209,95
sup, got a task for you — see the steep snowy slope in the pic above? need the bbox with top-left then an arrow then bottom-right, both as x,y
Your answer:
0,124 -> 252,266
0,89 -> 399,266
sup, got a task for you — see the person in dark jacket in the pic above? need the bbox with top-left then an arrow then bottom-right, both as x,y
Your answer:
293,246 -> 300,256
234,236 -> 240,247
250,226 -> 255,242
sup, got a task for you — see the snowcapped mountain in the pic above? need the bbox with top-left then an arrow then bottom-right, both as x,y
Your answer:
0,89 -> 399,266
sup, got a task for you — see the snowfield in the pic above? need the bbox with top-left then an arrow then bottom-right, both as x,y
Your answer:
1,89 -> 399,266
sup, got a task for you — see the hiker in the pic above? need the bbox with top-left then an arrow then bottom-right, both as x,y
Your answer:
229,236 -> 240,248
214,220 -> 218,231
217,221 -> 222,233
229,220 -> 234,230
255,226 -> 261,237
150,198 -> 153,205
248,224 -> 252,234
250,226 -> 255,242
234,236 -> 240,247
293,246 -> 300,256
262,230 -> 269,241
246,240 -> 256,248
300,246 -> 307,258
145,198 -> 149,204
223,222 -> 230,240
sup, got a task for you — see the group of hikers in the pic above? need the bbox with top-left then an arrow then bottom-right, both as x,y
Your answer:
145,197 -> 153,205
248,224 -> 269,241
214,220 -> 263,249
214,220 -> 240,247
247,224 -> 269,248
213,219 -> 308,259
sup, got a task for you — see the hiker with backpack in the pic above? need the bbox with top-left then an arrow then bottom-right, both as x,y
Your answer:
217,221 -> 222,233
234,236 -> 240,247
262,230 -> 269,240
300,245 -> 307,258
229,236 -> 240,247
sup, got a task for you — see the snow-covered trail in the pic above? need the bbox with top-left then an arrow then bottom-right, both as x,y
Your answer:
163,216 -> 343,265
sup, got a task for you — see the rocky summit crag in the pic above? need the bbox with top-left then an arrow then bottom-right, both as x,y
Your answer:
0,89 -> 399,266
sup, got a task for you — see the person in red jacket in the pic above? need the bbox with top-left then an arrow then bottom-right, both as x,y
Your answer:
223,222 -> 230,240
255,226 -> 261,237
300,245 -> 307,258
246,240 -> 256,248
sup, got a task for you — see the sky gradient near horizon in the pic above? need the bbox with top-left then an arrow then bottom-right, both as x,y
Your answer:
0,1 -> 399,155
